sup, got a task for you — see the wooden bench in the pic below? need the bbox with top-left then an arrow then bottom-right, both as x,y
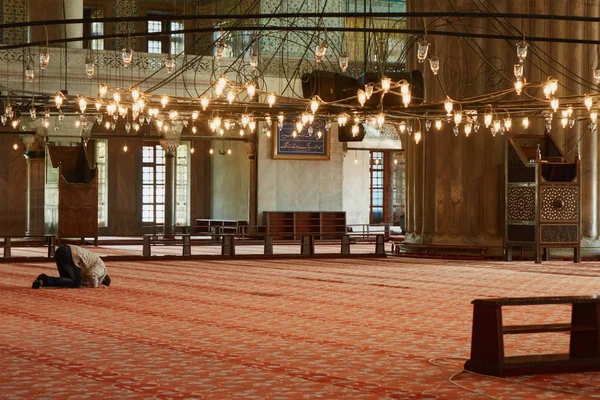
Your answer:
143,234 -> 191,257
464,296 -> 600,376
401,243 -> 486,257
2,235 -> 56,258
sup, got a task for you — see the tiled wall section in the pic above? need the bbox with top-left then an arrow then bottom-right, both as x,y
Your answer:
3,0 -> 27,45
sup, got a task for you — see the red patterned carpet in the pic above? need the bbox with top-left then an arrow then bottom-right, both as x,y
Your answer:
2,256 -> 600,399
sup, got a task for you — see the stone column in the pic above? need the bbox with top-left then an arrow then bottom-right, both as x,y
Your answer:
160,139 -> 179,239
22,135 -> 46,236
29,0 -> 83,48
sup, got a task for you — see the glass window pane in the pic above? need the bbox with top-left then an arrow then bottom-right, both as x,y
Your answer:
148,40 -> 162,54
142,205 -> 154,222
143,146 -> 154,163
142,167 -> 154,184
148,20 -> 162,33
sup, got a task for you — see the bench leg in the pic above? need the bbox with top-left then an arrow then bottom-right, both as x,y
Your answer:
543,247 -> 551,261
3,237 -> 10,258
264,236 -> 273,255
574,247 -> 581,263
375,234 -> 384,255
143,235 -> 151,257
341,235 -> 350,255
221,236 -> 235,256
464,303 -> 504,374
505,245 -> 512,261
301,235 -> 315,255
47,236 -> 56,258
570,302 -> 600,358
182,234 -> 191,256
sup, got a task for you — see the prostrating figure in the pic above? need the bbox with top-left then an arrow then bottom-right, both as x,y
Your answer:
32,245 -> 111,289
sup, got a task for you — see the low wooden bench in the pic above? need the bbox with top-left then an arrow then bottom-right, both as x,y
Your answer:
401,243 -> 486,257
2,235 -> 56,258
465,296 -> 600,376
143,234 -> 191,257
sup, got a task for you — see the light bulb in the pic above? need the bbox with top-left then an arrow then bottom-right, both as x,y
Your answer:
227,91 -> 236,104
522,117 -> 530,129
79,98 -> 87,113
357,90 -> 366,106
516,40 -> 528,62
315,40 -> 327,64
551,98 -> 559,112
295,121 -> 303,133
444,98 -> 453,115
192,126 -> 197,134
246,82 -> 256,98
381,77 -> 391,93
214,41 -> 225,60
209,148 -> 214,155
414,130 -> 422,144
121,47 -> 133,65
402,94 -> 411,108
429,55 -> 439,75
25,62 -> 34,82
161,94 -> 169,108
453,112 -> 462,126
267,93 -> 276,107
249,52 -> 258,69
131,88 -> 141,102
190,147 -> 195,154
416,38 -> 429,63
376,113 -> 385,128
484,113 -> 492,128
55,93 -> 63,109
504,117 -> 512,131
591,112 -> 598,123
85,59 -> 95,79
585,96 -> 594,111
464,123 -> 472,137
240,128 -> 245,136
339,53 -> 349,72
338,114 -> 348,127
351,124 -> 360,136
365,83 -> 374,99
310,98 -> 319,113
98,83 -> 108,98
515,79 -> 524,95
39,50 -> 50,69
123,144 -> 128,152
200,97 -> 209,111
12,143 -> 18,150
514,63 -> 524,79
165,54 -> 175,73
435,120 -> 442,130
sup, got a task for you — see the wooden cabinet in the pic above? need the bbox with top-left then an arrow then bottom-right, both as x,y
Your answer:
264,211 -> 346,240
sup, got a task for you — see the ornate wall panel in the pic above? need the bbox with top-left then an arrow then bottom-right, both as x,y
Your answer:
541,224 -> 579,243
507,187 -> 535,221
3,0 -> 27,45
540,187 -> 578,221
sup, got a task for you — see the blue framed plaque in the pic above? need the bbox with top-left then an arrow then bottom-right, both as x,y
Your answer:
272,120 -> 330,160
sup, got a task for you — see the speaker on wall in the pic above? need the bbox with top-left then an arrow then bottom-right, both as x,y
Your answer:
338,123 -> 365,142
301,71 -> 361,102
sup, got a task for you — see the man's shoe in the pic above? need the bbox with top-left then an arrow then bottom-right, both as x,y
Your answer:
32,274 -> 48,289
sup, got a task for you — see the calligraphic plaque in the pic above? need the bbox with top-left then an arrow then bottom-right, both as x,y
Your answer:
272,121 -> 330,160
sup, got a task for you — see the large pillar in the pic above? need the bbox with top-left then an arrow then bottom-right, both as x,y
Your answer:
29,0 -> 83,48
404,0 -> 600,254
160,140 -> 178,239
22,135 -> 46,236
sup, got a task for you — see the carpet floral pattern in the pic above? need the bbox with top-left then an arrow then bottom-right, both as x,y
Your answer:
2,257 -> 600,399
